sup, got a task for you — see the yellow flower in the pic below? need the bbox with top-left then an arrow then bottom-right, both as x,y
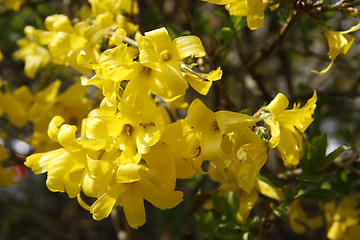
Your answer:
255,178 -> 284,201
184,67 -> 222,95
208,161 -> 259,223
184,99 -> 259,166
138,27 -> 206,101
89,0 -> 139,33
202,0 -> 267,30
265,91 -> 317,167
288,200 -> 323,234
13,38 -> 51,79
312,23 -> 360,74
25,117 -> 87,197
325,195 -> 360,240
0,85 -> 32,128
83,78 -> 166,156
185,98 -> 265,193
28,80 -> 93,152
229,127 -> 268,193
2,0 -> 25,11
160,120 -> 200,179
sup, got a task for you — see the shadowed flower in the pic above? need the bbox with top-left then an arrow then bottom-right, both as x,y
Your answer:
264,91 -> 317,167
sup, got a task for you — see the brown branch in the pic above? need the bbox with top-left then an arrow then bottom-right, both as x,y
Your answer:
175,0 -> 201,37
245,10 -> 299,70
317,0 -> 360,13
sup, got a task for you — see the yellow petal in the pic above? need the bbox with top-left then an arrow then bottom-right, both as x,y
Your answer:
341,22 -> 360,34
25,148 -> 64,174
278,91 -> 317,133
201,131 -> 223,163
77,194 -> 90,211
246,0 -> 264,30
110,28 -> 127,46
327,221 -> 346,240
144,27 -> 172,57
186,67 -> 222,95
45,14 -> 75,33
48,116 -> 65,142
237,189 -> 258,223
139,178 -> 183,210
311,60 -> 334,75
142,142 -> 177,189
122,184 -> 146,229
91,184 -> 123,220
57,124 -> 81,149
173,35 -> 205,59
215,110 -> 259,134
266,93 -> 289,117
202,0 -> 234,4
265,118 -> 280,149
255,179 -> 284,201
116,163 -> 141,183
86,153 -> 110,178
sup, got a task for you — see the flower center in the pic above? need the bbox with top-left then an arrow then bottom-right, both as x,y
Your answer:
122,124 -> 134,136
211,121 -> 220,132
141,66 -> 152,76
160,49 -> 171,62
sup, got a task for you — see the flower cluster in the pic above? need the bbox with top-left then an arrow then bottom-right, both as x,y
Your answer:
14,0 -> 138,79
4,0 -> 318,230
24,26 -> 317,232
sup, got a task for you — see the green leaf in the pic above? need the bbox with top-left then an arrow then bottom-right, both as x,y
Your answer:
213,10 -> 231,26
300,134 -> 310,173
211,194 -> 232,217
313,145 -> 350,172
220,27 -> 234,45
308,132 -> 328,173
230,16 -> 245,32
196,212 -> 216,239
257,173 -> 283,188
226,191 -> 239,213
297,188 -> 338,201
297,175 -> 323,183
282,188 -> 295,204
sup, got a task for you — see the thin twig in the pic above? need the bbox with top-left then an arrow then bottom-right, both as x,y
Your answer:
174,0 -> 235,110
181,63 -> 209,82
245,10 -> 299,70
174,0 -> 201,37
317,0 -> 360,12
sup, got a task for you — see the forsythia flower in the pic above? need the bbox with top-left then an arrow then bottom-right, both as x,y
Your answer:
89,0 -> 139,32
0,0 -> 25,11
137,27 -> 206,101
325,195 -> 360,240
0,79 -> 93,152
26,77 -> 183,229
312,23 -> 360,75
264,91 -> 317,167
13,38 -> 51,79
288,200 -> 323,234
184,99 -> 260,175
202,0 -> 267,30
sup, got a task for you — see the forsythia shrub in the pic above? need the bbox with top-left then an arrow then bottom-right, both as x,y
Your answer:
1,0 -> 360,239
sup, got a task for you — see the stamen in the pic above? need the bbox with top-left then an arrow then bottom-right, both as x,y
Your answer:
181,63 -> 209,82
